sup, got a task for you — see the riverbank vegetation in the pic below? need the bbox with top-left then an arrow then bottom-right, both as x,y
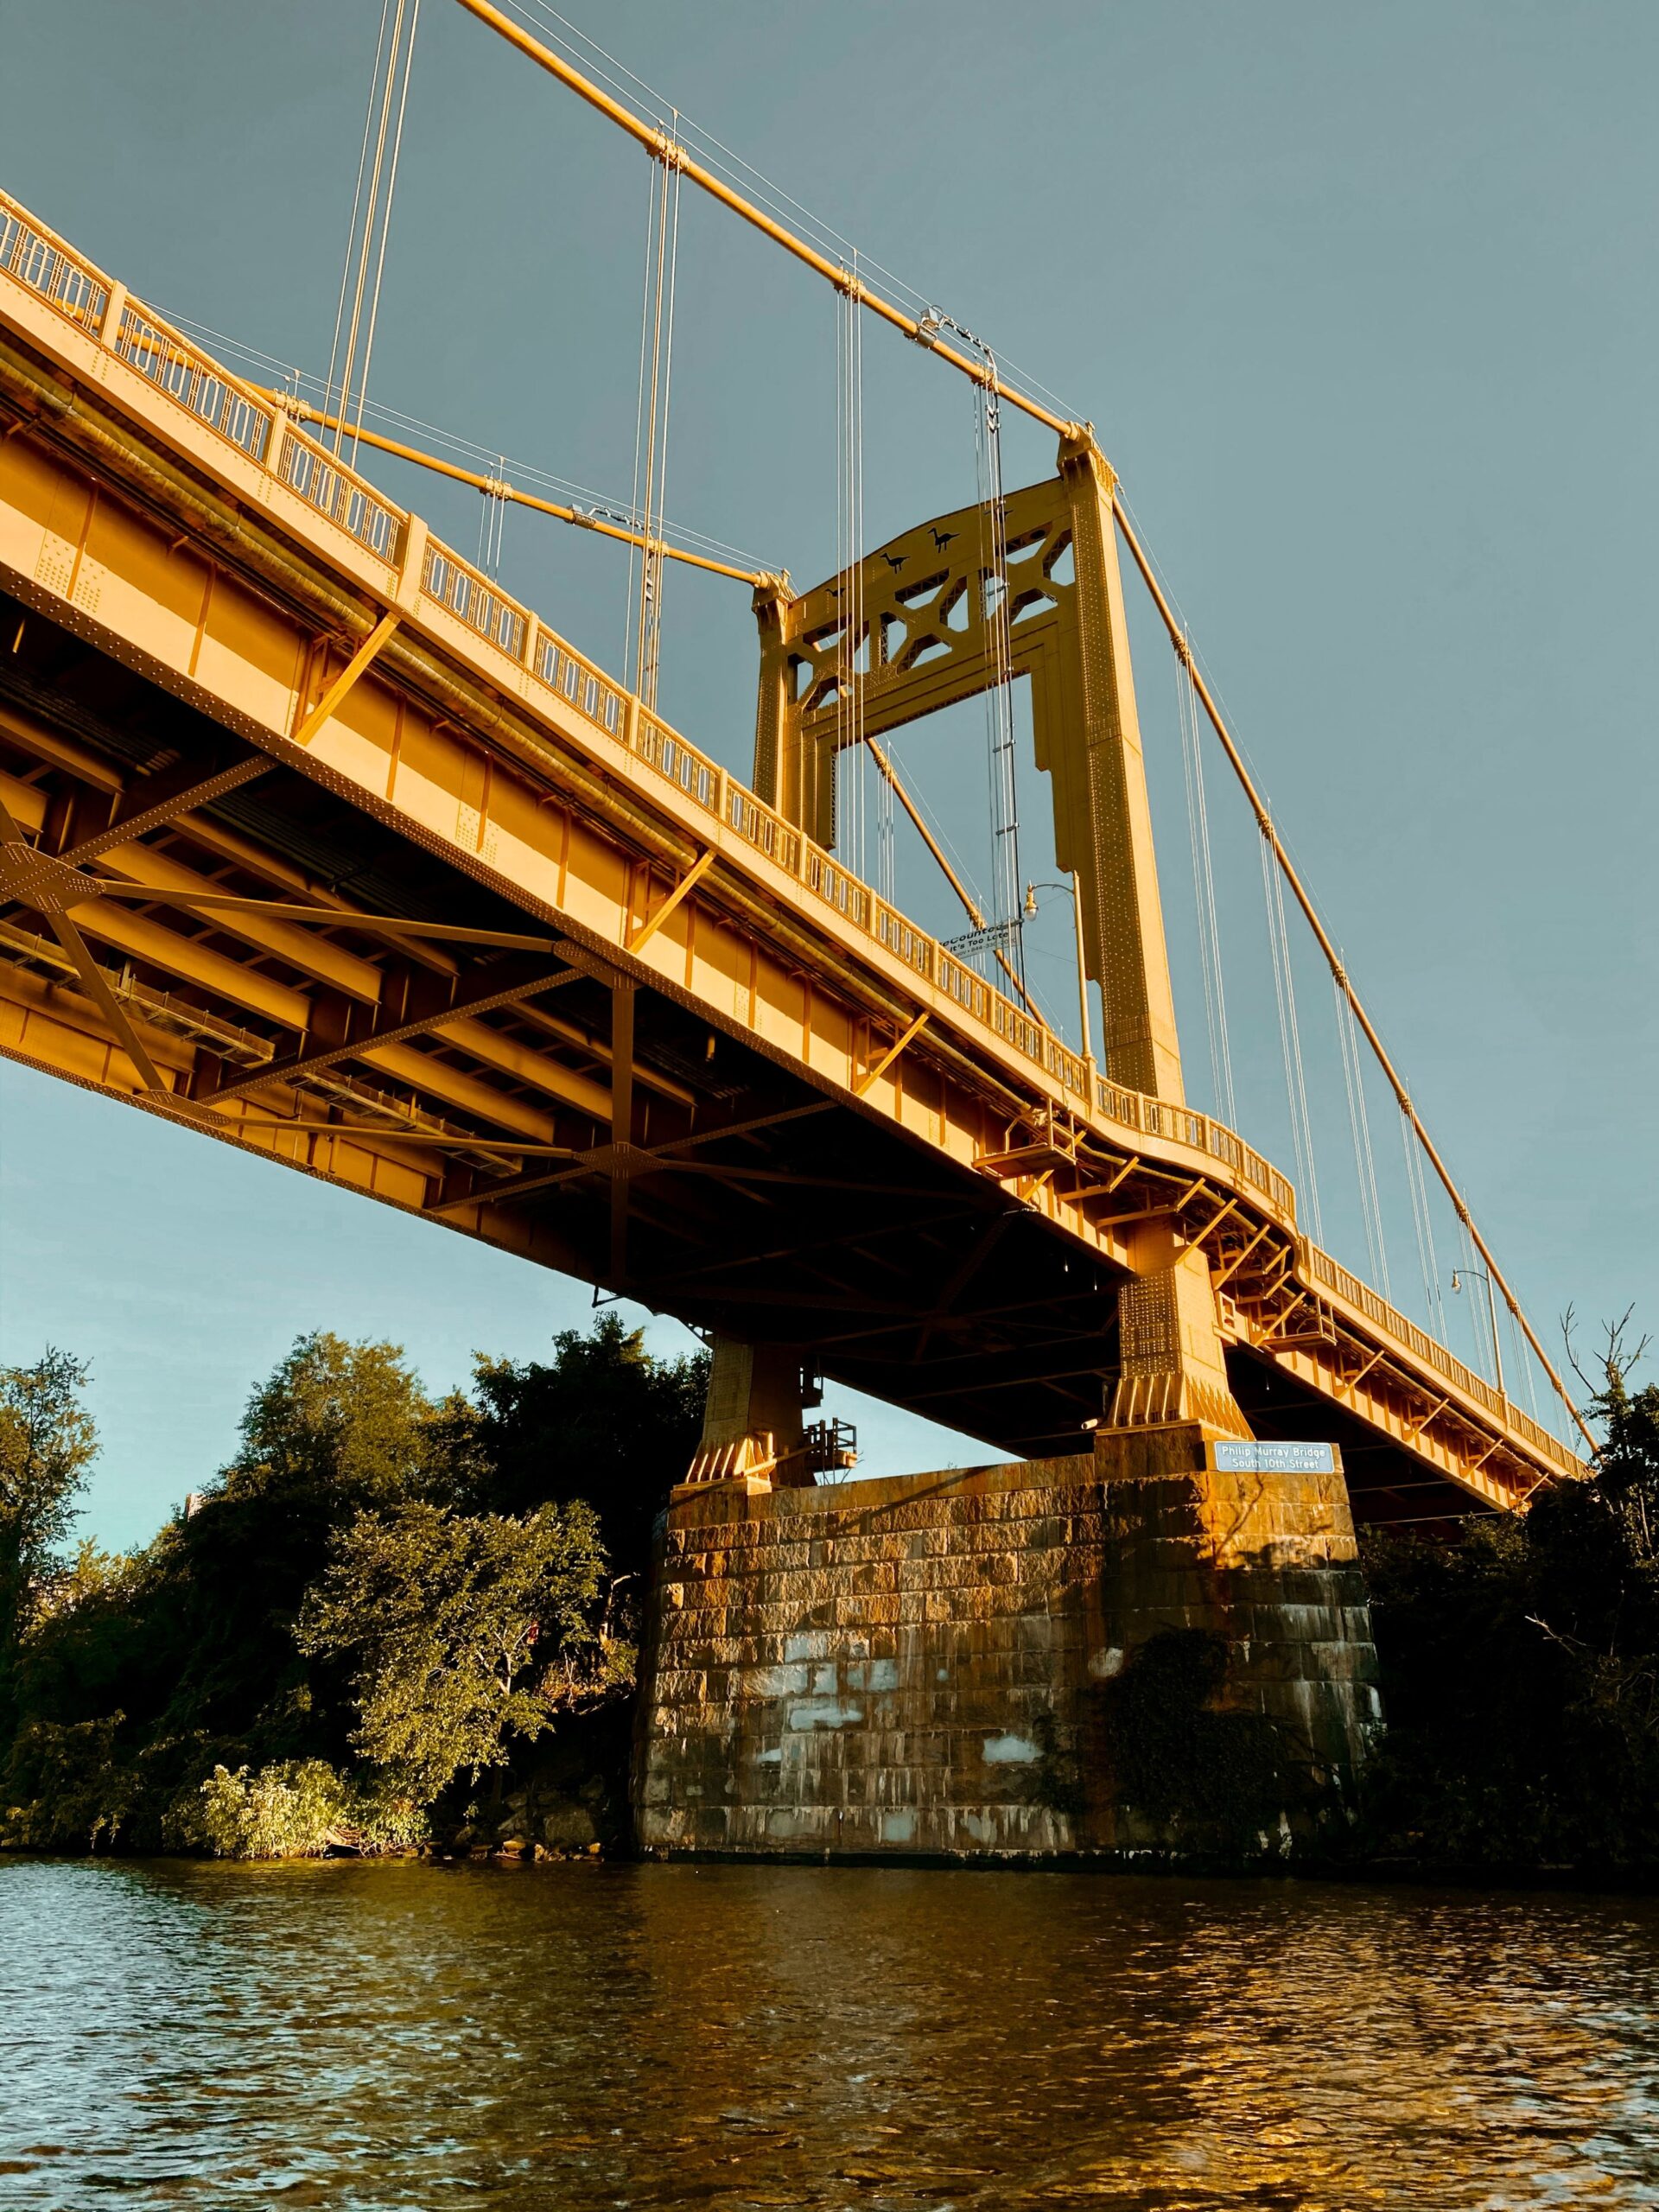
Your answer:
1362,1323 -> 1659,1877
0,1319 -> 702,1859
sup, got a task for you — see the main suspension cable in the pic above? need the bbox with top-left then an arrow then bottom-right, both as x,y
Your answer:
264,398 -> 772,584
448,0 -> 1083,441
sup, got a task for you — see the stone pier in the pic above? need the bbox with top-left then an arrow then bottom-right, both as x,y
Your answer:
636,1426 -> 1382,1864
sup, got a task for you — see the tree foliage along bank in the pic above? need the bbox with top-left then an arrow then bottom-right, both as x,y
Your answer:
1362,1325 -> 1659,1875
0,1318 -> 704,1857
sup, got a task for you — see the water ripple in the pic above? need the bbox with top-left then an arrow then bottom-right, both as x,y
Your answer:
2,1860 -> 1658,2209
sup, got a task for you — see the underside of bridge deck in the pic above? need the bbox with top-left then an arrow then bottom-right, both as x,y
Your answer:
0,577 -> 1486,1529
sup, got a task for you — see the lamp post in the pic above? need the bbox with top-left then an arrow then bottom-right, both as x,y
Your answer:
1024,876 -> 1093,1065
1452,1266 -> 1505,1399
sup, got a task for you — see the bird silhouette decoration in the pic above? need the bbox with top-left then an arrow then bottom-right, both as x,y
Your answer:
930,527 -> 958,551
881,551 -> 907,573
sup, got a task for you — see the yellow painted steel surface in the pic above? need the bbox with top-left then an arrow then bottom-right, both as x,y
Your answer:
0,188 -> 1583,1515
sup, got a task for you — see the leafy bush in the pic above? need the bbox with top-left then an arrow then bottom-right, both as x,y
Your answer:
168,1759 -> 350,1859
162,1758 -> 432,1859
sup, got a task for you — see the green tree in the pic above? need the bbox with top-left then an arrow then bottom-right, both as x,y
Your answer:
457,1313 -> 706,1578
0,1349 -> 98,1721
149,1332 -> 450,1749
223,1330 -> 448,1512
296,1499 -> 608,1801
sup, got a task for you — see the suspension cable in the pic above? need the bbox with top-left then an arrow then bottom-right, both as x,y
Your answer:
633,130 -> 681,711
859,734 -> 1045,1024
978,357 -> 1024,982
264,399 -> 772,584
1401,1098 -> 1448,1341
835,264 -> 867,883
475,451 -> 506,578
330,0 -> 421,461
453,0 -> 1586,1449
330,0 -> 401,456
625,153 -> 655,681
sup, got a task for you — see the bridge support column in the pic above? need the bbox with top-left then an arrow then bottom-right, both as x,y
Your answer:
681,1332 -> 812,1489
1106,1215 -> 1251,1440
1089,1421 -> 1382,1854
639,1427 -> 1381,1862
1090,1220 -> 1378,1842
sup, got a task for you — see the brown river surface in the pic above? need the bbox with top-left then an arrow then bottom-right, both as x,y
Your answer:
3,1859 -> 1659,2209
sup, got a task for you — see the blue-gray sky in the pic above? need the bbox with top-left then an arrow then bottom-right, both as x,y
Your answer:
2,2 -> 1654,1547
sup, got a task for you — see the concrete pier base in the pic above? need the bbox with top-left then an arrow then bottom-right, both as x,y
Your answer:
636,1426 -> 1382,1864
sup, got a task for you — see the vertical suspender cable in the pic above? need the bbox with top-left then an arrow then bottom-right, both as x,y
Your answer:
834,281 -> 847,859
1261,814 -> 1323,1244
1175,639 -> 1236,1127
850,258 -> 886,902
1401,1100 -> 1448,1340
624,159 -> 656,687
330,0 -> 402,455
1333,957 -> 1390,1299
1116,507 -> 1593,1451
834,270 -> 864,880
346,0 -> 422,466
475,454 -> 506,577
971,354 -> 1022,982
326,0 -> 395,435
330,0 -> 419,461
632,126 -> 680,714
645,135 -> 680,709
834,257 -> 873,887
633,146 -> 669,702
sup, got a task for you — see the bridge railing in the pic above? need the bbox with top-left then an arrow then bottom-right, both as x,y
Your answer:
1096,1077 -> 1296,1222
0,198 -> 110,334
1302,1242 -> 1580,1477
0,181 -> 1586,1483
113,304 -> 276,464
279,419 -> 404,562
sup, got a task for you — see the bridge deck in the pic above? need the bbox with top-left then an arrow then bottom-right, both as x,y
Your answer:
0,188 -> 1582,1521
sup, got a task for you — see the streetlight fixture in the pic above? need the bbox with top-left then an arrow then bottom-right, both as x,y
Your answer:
1024,876 -> 1093,1065
1452,1266 -> 1505,1398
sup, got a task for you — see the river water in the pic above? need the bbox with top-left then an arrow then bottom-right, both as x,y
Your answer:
3,1859 -> 1659,2209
